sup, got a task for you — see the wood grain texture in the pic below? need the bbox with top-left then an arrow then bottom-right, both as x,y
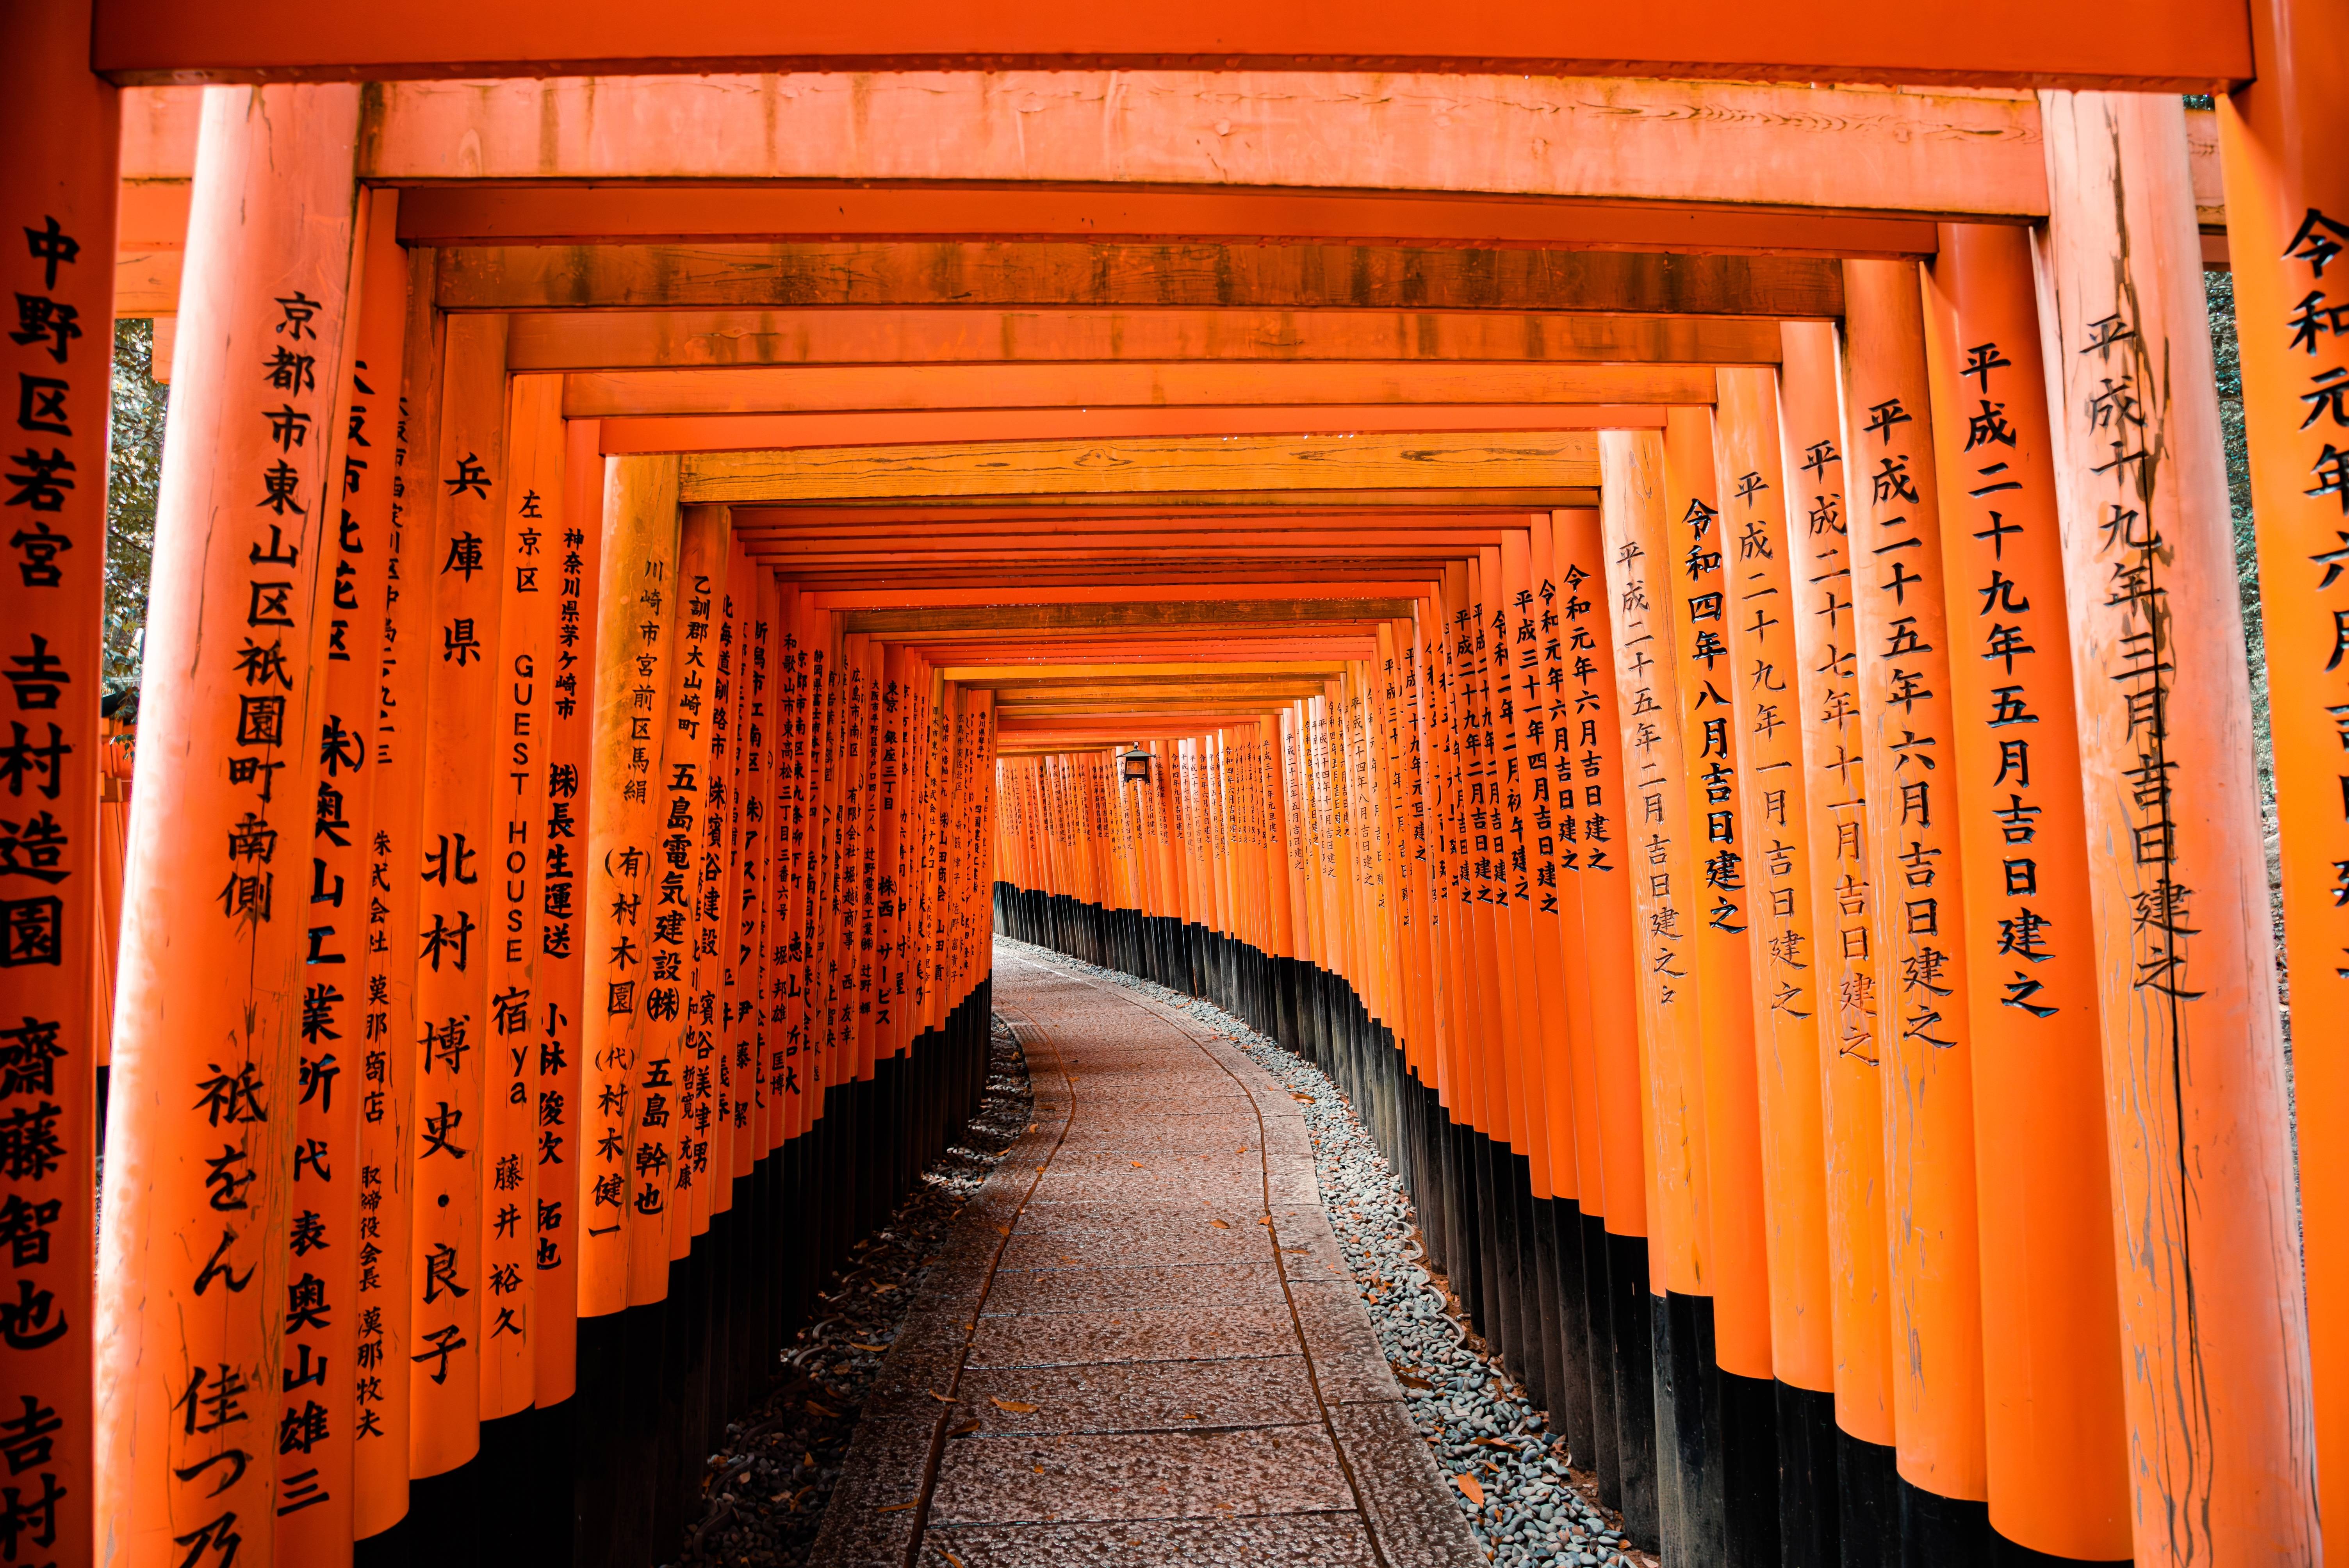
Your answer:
437,241 -> 1843,317
684,431 -> 1598,503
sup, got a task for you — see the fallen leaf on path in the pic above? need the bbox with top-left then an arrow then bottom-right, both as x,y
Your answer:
927,1390 -> 955,1403
1291,1093 -> 1315,1103
947,1419 -> 980,1437
990,1397 -> 1038,1414
1455,1474 -> 1486,1506
1210,1219 -> 1230,1229
872,1283 -> 897,1293
996,1225 -> 1011,1236
942,1553 -> 967,1568
1395,1372 -> 1434,1390
851,1342 -> 889,1352
878,1500 -> 920,1513
1130,1161 -> 1145,1168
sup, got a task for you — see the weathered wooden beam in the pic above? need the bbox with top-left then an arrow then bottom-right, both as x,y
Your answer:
681,431 -> 1599,504
997,713 -> 1285,731
360,75 -> 2044,216
729,503 -> 1540,530
802,578 -> 1441,605
839,597 -> 1418,634
750,531 -> 1501,554
754,485 -> 1604,511
89,4 -> 2250,91
980,681 -> 1336,700
996,697 -> 1304,715
602,404 -> 1664,454
437,241 -> 1844,317
921,635 -> 1379,661
399,183 -> 1934,258
506,306 -> 1785,369
563,362 -> 1716,417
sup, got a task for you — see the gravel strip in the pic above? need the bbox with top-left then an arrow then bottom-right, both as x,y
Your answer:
999,936 -> 1656,1568
665,1016 -> 1035,1568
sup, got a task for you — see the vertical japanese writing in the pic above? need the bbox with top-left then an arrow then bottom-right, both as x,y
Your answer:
0,121 -> 102,1563
575,457 -> 679,1314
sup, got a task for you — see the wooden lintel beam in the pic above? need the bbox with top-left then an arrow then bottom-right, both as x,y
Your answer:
775,572 -> 1456,594
804,582 -> 1433,608
729,504 -> 1547,530
918,637 -> 1378,662
504,307 -> 1786,372
978,680 -> 1335,699
396,182 -> 1939,256
93,20 -> 2247,96
437,241 -> 1843,318
564,362 -> 1715,417
679,431 -> 1597,505
740,507 -> 1527,527
996,714 -> 1280,733
605,404 -> 1663,455
839,597 -> 1418,634
994,686 -> 1324,706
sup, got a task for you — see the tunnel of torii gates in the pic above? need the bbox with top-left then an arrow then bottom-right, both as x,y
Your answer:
8,0 -> 2349,1566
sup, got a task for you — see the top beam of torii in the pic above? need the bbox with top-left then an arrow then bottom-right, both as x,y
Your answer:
89,0 -> 2247,91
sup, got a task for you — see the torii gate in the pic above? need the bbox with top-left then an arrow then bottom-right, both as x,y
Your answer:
2,2 -> 2345,1566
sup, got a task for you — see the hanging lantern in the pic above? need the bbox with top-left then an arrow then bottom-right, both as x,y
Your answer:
1119,743 -> 1152,784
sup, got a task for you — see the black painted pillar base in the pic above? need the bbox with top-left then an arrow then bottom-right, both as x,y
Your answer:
1898,1478 -> 1990,1568
1609,1236 -> 1659,1552
1719,1367 -> 1782,1568
1580,1212 -> 1622,1509
1776,1381 -> 1840,1568
1838,1428 -> 1901,1568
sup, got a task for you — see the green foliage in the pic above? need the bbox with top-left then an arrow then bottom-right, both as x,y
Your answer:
105,318 -> 168,692
2206,269 -> 2274,805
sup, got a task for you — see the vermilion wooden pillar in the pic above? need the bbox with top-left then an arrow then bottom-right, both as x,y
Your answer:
410,311 -> 511,1484
1599,428 -> 1714,1563
1554,505 -> 1659,1544
1777,320 -> 1901,1558
2039,88 -> 2320,1565
1661,404 -> 1779,1568
1,10 -> 113,1567
576,456 -> 682,1321
1920,222 -> 2130,1564
534,415 -> 604,1410
355,241 -> 445,1544
1713,366 -> 1840,1568
2218,1 -> 2349,1548
1843,258 -> 1991,1556
278,186 -> 403,1568
479,372 -> 566,1421
99,82 -> 363,1568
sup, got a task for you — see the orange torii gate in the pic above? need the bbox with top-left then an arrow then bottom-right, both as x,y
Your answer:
3,2 -> 2347,1566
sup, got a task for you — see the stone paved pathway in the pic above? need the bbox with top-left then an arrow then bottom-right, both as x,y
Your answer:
811,943 -> 1486,1567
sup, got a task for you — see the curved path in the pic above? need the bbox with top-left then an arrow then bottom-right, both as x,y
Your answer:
811,941 -> 1485,1567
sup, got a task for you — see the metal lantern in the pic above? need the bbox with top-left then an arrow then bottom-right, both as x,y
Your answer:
1119,743 -> 1152,784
